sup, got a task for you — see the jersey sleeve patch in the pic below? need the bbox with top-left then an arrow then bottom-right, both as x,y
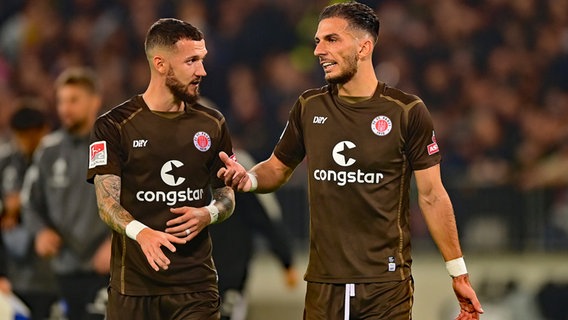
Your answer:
89,141 -> 108,168
427,131 -> 440,155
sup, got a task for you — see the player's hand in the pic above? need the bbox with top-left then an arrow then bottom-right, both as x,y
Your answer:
135,228 -> 185,272
91,237 -> 111,275
217,151 -> 252,192
35,227 -> 62,258
0,192 -> 21,230
452,274 -> 483,320
284,266 -> 299,289
165,206 -> 211,241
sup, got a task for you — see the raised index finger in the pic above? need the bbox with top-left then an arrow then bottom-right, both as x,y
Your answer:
219,151 -> 232,166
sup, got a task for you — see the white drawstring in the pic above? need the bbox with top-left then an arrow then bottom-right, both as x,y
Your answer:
344,283 -> 355,320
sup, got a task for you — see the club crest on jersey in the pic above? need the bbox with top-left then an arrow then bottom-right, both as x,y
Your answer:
89,141 -> 107,168
427,131 -> 440,155
371,115 -> 392,136
193,131 -> 211,152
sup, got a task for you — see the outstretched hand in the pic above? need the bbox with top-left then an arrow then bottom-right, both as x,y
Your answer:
452,274 -> 484,319
217,151 -> 252,192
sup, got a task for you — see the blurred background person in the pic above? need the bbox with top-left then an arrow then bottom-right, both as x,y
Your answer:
0,236 -> 13,319
0,103 -> 59,320
224,65 -> 283,161
0,237 -> 10,294
211,147 -> 299,320
20,67 -> 111,320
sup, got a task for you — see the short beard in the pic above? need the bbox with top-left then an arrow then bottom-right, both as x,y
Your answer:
326,53 -> 358,85
165,68 -> 199,105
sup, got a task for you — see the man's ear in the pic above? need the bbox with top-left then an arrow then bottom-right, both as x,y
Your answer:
152,55 -> 168,74
358,38 -> 373,59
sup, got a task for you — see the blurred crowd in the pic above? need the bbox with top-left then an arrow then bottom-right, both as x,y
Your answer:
1,0 -> 568,249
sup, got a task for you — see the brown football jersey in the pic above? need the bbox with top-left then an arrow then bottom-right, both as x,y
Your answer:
275,82 -> 441,283
87,95 -> 233,295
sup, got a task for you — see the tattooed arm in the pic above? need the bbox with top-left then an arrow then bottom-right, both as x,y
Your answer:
94,174 -> 185,271
165,186 -> 235,237
93,174 -> 133,233
209,185 -> 236,224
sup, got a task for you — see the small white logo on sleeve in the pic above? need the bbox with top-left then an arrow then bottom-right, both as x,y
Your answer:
89,141 -> 107,169
193,131 -> 211,152
388,256 -> 396,272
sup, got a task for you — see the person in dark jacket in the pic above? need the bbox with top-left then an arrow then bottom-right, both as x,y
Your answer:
0,104 -> 59,320
21,68 -> 111,320
0,236 -> 10,294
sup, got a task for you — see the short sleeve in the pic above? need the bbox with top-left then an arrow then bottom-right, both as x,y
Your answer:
273,99 -> 306,169
86,116 -> 123,183
405,102 -> 441,170
209,116 -> 234,189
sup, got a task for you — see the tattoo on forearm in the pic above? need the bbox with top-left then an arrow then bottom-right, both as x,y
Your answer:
94,174 -> 135,233
212,186 -> 235,223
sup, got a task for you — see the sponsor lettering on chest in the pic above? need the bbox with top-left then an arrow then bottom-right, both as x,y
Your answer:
313,116 -> 328,124
133,139 -> 148,148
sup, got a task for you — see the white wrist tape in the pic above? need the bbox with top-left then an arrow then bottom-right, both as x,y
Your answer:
125,220 -> 148,241
206,204 -> 219,224
446,257 -> 468,277
247,173 -> 258,192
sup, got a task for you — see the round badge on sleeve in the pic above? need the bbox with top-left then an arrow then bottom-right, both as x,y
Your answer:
371,115 -> 392,136
193,131 -> 211,152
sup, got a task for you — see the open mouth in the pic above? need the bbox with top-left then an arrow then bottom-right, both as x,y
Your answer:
321,62 -> 337,71
188,80 -> 201,88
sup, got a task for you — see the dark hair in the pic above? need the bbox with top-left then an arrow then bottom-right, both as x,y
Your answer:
145,18 -> 204,54
319,1 -> 380,44
55,67 -> 100,94
10,105 -> 47,131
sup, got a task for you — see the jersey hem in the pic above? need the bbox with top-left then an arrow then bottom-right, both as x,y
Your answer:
305,271 -> 412,284
111,281 -> 218,296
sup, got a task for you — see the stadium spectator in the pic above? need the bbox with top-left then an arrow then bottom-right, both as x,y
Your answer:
21,67 -> 111,320
0,104 -> 59,320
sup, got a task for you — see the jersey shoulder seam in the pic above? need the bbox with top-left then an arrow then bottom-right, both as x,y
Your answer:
379,87 -> 423,111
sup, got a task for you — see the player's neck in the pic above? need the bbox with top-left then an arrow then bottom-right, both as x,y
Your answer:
337,75 -> 378,98
336,62 -> 378,97
142,90 -> 185,112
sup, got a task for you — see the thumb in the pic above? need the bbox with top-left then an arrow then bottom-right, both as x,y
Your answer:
472,297 -> 484,313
